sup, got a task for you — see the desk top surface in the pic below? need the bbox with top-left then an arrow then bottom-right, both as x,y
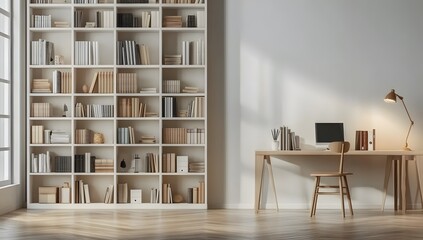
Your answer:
255,150 -> 423,156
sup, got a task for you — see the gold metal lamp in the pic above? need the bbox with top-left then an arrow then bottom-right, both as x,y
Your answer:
384,89 -> 414,151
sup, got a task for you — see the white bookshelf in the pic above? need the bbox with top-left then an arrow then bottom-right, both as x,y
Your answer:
27,0 -> 207,209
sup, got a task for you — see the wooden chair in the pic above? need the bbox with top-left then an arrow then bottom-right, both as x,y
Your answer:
310,141 -> 353,217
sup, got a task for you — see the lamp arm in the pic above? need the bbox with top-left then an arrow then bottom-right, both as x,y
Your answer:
399,96 -> 414,149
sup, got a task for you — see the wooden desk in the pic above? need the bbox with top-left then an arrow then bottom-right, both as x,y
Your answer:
255,150 -> 423,214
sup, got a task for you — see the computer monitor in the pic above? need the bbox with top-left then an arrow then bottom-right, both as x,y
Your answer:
315,123 -> 344,144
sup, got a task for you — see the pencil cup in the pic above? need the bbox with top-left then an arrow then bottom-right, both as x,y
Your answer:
272,141 -> 279,151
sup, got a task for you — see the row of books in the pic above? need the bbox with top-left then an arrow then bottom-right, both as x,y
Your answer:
31,125 -> 45,144
31,103 -> 51,117
32,72 -> 72,94
117,127 -> 136,144
117,41 -> 150,65
31,15 -> 51,28
162,183 -> 173,203
182,39 -> 205,65
74,0 -> 100,3
75,129 -> 94,144
188,181 -> 205,204
53,71 -> 72,93
125,153 -> 159,173
162,154 -> 189,173
74,180 -> 91,204
31,39 -> 54,65
162,97 -> 177,117
117,73 -> 137,93
31,152 -> 72,173
74,153 -> 96,173
74,41 -> 99,65
118,0 -> 157,3
117,11 -> 159,28
163,80 -> 180,93
162,128 -> 205,144
164,0 -> 203,3
88,71 -> 114,93
75,103 -> 114,118
185,96 -> 205,118
74,10 -> 114,28
279,126 -> 300,151
118,98 -> 147,117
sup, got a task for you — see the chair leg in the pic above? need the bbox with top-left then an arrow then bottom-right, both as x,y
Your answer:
343,175 -> 353,216
382,157 -> 392,211
310,177 -> 319,217
312,177 -> 320,216
339,176 -> 345,218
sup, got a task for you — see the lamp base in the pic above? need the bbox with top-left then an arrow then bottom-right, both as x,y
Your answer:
403,146 -> 412,151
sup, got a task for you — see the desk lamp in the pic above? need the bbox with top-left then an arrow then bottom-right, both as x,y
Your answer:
384,89 -> 414,151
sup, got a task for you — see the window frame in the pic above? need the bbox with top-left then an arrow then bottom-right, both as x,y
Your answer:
0,0 -> 12,187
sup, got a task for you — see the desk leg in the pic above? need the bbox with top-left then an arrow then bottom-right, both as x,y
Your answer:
415,156 -> 423,209
255,154 -> 265,213
265,155 -> 279,212
401,155 -> 407,214
382,157 -> 392,211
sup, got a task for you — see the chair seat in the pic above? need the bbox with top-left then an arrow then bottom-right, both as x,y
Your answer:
310,172 -> 353,177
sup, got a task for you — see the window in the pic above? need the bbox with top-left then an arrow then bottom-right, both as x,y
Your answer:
0,0 -> 12,187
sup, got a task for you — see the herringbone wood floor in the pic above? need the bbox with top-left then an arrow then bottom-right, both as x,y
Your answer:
1,209 -> 423,239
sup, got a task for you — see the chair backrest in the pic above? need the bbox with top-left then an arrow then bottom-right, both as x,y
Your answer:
329,141 -> 350,173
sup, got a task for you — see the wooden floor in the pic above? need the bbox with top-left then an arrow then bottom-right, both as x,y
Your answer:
1,209 -> 423,239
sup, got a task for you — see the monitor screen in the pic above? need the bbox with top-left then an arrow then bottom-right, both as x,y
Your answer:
315,123 -> 344,144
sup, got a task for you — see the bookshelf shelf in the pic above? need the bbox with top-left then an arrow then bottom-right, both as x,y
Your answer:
27,0 -> 207,209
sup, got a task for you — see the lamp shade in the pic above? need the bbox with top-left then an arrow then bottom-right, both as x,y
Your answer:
384,89 -> 397,103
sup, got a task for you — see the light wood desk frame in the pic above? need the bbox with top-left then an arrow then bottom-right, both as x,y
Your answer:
255,150 -> 423,214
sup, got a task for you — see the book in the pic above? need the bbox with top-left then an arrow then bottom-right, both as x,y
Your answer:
88,72 -> 98,93
83,184 -> 91,204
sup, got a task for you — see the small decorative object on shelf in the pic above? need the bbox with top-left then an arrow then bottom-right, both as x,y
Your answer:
82,84 -> 88,93
93,133 -> 104,144
62,104 -> 68,117
271,128 -> 280,150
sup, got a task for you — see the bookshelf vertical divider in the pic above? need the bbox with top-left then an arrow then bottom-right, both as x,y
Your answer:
27,0 -> 207,210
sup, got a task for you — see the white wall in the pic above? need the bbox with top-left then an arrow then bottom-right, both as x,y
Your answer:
208,0 -> 423,209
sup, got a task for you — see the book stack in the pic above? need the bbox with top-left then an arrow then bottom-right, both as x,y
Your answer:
117,127 -> 135,144
95,159 -> 114,173
188,162 -> 204,173
74,0 -> 99,3
31,39 -> 55,65
118,0 -> 156,3
50,130 -> 70,144
140,136 -> 156,144
117,73 -> 138,93
75,129 -> 93,144
164,55 -> 182,65
182,86 -> 199,93
31,125 -> 44,144
54,21 -> 69,28
140,88 -> 157,93
31,103 -> 51,117
164,0 -> 203,4
32,79 -> 51,93
162,97 -> 177,117
163,80 -> 181,93
119,98 -> 147,117
163,16 -> 182,28
31,15 -> 51,28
